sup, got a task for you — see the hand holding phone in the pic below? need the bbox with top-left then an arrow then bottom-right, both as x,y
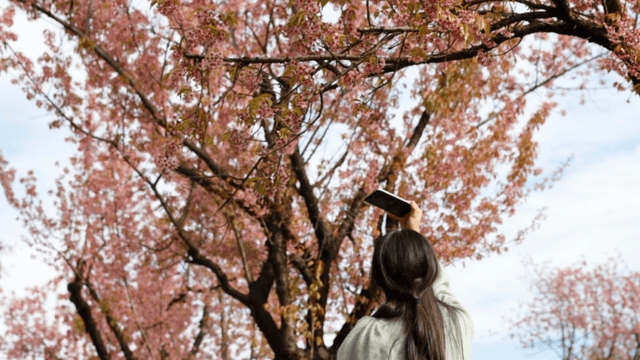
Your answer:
393,201 -> 422,232
364,189 -> 411,218
364,190 -> 422,231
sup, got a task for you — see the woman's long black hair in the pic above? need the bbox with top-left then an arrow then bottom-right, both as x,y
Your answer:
371,229 -> 464,360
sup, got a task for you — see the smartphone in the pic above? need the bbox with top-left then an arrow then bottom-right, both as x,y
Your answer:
364,189 -> 411,218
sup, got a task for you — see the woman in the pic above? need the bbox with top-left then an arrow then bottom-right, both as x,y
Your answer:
337,201 -> 474,360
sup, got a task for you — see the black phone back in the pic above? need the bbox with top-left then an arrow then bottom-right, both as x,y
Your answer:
364,190 -> 411,218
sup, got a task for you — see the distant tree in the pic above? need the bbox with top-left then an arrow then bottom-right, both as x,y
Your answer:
0,0 -> 639,358
507,254 -> 640,360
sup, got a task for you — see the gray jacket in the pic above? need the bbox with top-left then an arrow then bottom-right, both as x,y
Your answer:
337,260 -> 474,360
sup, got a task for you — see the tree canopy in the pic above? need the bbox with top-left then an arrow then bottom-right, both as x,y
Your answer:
0,0 -> 639,358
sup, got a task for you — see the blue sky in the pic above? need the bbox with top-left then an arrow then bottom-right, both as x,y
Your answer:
2,2 -> 640,360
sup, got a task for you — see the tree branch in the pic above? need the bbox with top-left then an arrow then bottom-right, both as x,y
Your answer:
312,146 -> 350,189
84,280 -> 135,360
290,253 -> 313,285
183,303 -> 210,360
117,152 -> 251,305
29,2 -> 165,127
632,333 -> 640,360
335,188 -> 368,247
185,249 -> 251,305
246,253 -> 294,358
67,273 -> 111,360
123,277 -> 154,358
174,165 -> 259,219
406,109 -> 432,149
183,139 -> 244,185
230,216 -> 254,283
290,147 -> 328,248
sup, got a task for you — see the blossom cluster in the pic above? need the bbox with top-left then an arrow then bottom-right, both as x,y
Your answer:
280,0 -> 323,46
198,51 -> 223,71
604,16 -> 640,82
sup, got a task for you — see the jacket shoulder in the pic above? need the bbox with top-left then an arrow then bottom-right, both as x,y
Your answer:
336,316 -> 404,360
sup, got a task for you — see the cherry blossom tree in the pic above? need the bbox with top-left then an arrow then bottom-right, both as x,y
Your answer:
507,254 -> 640,360
0,0 -> 639,358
